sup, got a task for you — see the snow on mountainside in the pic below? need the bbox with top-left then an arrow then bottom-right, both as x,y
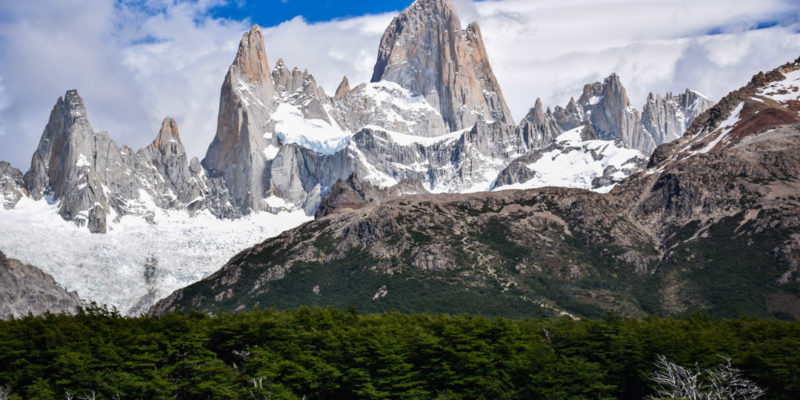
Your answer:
0,0 -> 715,316
493,127 -> 647,193
0,197 -> 309,315
649,58 -> 800,167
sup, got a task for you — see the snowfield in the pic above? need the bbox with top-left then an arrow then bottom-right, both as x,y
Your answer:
494,127 -> 647,193
0,197 -> 311,315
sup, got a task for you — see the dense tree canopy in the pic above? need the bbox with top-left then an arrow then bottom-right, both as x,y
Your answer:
0,307 -> 797,399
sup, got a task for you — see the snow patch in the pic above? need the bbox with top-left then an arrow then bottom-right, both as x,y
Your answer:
696,102 -> 744,154
0,196 -> 311,315
364,125 -> 468,147
75,154 -> 91,168
495,126 -> 646,193
273,103 -> 350,154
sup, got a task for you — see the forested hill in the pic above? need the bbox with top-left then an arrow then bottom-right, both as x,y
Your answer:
0,307 -> 798,399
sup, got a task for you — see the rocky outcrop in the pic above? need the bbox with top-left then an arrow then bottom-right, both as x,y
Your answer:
546,75 -> 710,154
203,25 -> 278,212
518,98 -> 563,149
0,251 -> 82,319
315,173 -> 427,218
0,162 -> 25,210
371,0 -> 513,132
641,89 -> 712,146
22,89 -> 121,232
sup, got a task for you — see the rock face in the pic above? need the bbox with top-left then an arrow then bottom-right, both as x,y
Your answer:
315,173 -> 427,218
152,58 -> 800,320
371,0 -> 513,132
546,74 -> 711,153
20,89 -> 236,232
0,162 -> 25,210
641,89 -> 713,146
518,98 -> 563,149
0,251 -> 82,319
203,25 -> 278,212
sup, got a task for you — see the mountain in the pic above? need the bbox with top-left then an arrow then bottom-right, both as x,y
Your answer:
371,0 -> 513,132
0,162 -> 25,210
1,0 -> 705,231
0,251 -> 82,319
20,89 -> 238,233
152,58 -> 800,319
0,0 -> 714,314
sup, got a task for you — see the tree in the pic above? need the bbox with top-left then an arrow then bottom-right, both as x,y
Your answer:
649,355 -> 765,400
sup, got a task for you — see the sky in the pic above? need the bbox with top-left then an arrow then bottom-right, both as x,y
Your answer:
0,0 -> 798,168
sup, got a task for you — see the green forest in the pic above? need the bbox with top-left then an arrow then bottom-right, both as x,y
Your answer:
0,306 -> 798,399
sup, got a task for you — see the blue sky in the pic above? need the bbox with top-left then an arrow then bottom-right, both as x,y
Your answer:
210,0 -> 412,25
0,0 -> 798,169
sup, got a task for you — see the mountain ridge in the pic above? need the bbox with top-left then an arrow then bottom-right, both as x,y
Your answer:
152,58 -> 800,319
0,0 -> 731,317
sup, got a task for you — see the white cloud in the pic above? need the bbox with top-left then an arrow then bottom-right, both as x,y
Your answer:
472,0 -> 800,119
260,13 -> 394,95
0,0 -> 798,169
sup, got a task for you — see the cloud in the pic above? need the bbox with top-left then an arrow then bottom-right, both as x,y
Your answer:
471,0 -> 800,118
260,12 -> 394,94
0,0 -> 798,169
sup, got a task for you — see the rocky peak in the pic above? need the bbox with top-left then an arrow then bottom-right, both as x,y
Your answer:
151,117 -> 181,152
315,173 -> 428,218
232,24 -> 272,85
641,89 -> 712,147
579,73 -> 631,110
519,97 -> 562,148
334,76 -> 351,99
526,98 -> 547,124
203,24 -> 278,211
552,97 -> 584,131
272,61 -> 332,123
138,117 -> 206,209
23,89 -> 95,200
370,0 -> 513,132
0,161 -> 25,210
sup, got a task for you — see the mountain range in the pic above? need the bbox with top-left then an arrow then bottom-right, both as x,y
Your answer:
153,56 -> 800,319
3,0 -> 797,319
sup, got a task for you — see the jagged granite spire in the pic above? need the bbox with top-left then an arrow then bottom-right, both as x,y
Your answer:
23,89 -> 111,232
641,89 -> 712,145
0,161 -> 25,210
519,98 -> 562,149
24,89 -> 94,200
371,0 -> 513,132
334,76 -> 351,99
137,117 -> 205,209
203,25 -> 278,211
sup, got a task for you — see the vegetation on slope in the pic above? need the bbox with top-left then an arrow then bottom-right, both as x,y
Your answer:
0,307 -> 799,399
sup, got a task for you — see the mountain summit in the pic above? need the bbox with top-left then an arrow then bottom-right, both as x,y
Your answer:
203,24 -> 279,211
371,0 -> 513,131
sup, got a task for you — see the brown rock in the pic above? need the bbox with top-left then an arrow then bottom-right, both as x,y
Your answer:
371,0 -> 513,132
